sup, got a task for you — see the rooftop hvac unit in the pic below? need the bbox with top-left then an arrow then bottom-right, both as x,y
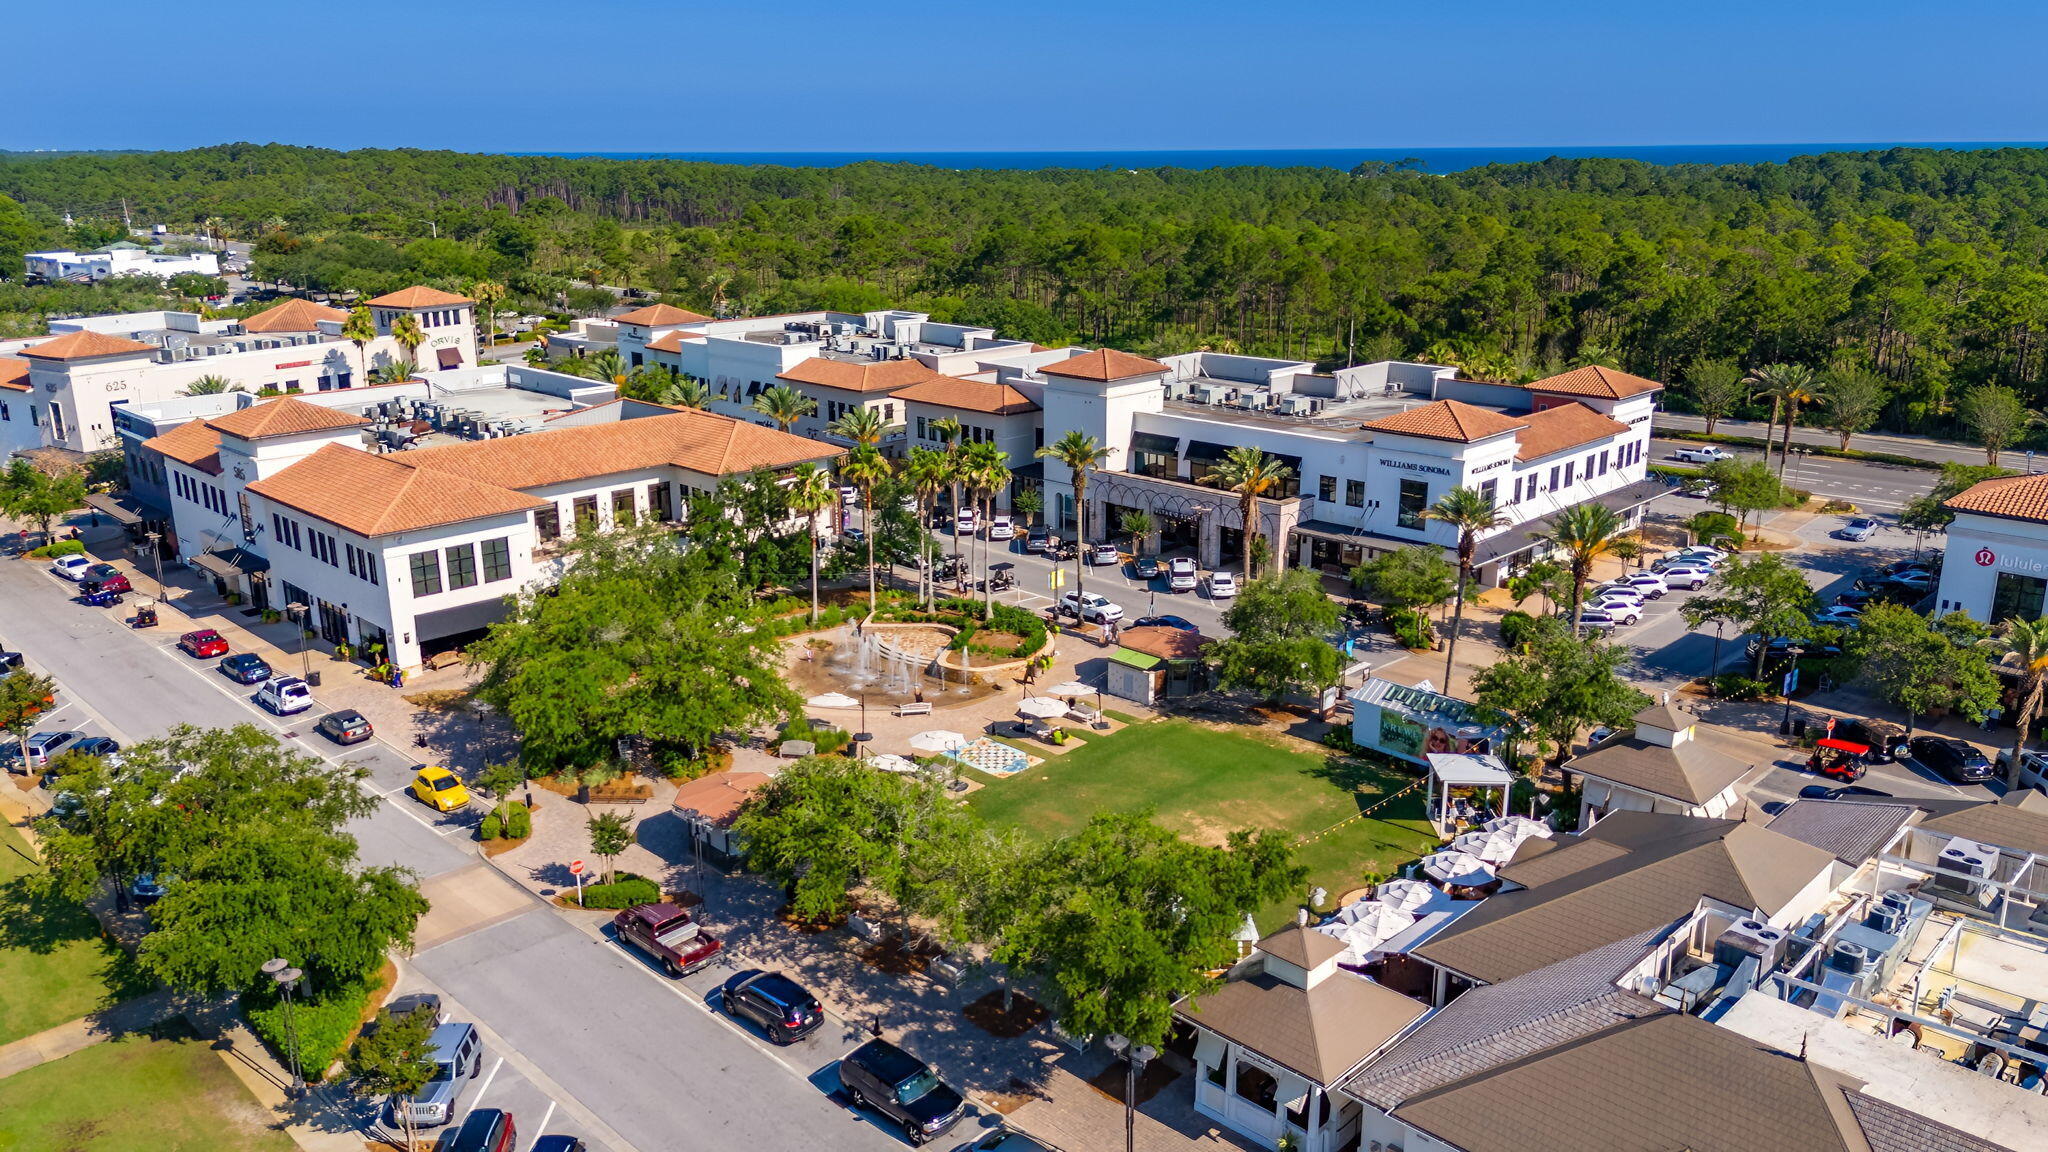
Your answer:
1828,941 -> 1871,978
1937,837 -> 1997,893
1865,902 -> 1903,937
1279,394 -> 1321,415
870,345 -> 890,361
1237,391 -> 1270,410
1712,919 -> 1789,973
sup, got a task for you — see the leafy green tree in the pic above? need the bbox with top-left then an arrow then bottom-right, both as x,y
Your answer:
586,812 -> 632,886
1700,458 -> 1793,532
1471,616 -> 1650,774
1539,502 -> 1626,635
1897,462 -> 2009,537
0,193 -> 47,275
1208,570 -> 1343,704
733,755 -> 926,922
1683,510 -> 1742,550
1505,559 -> 1567,615
0,669 -> 56,767
1206,446 -> 1294,578
347,1007 -> 438,1152
0,458 -> 86,539
1850,604 -> 2001,735
993,812 -> 1302,1049
1350,545 -> 1454,612
1982,617 -> 2048,789
1036,431 -> 1110,600
475,761 -> 525,823
1817,366 -> 1886,450
1424,486 -> 1508,684
1684,553 -> 1816,677
1683,358 -> 1746,434
1958,384 -> 2035,465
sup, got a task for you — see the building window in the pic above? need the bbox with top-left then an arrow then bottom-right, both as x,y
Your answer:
1479,478 -> 1498,506
646,482 -> 671,522
1232,1061 -> 1278,1111
1562,461 -> 1576,487
360,549 -> 379,585
572,495 -> 599,531
611,488 -> 636,524
536,504 -> 560,541
1318,475 -> 1337,504
1992,572 -> 2046,623
916,416 -> 928,441
1345,479 -> 1365,507
444,543 -> 478,590
409,550 -> 442,595
481,537 -> 512,582
1547,465 -> 1559,490
1396,478 -> 1429,530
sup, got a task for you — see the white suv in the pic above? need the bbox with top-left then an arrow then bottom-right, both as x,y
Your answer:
986,514 -> 1015,541
1583,599 -> 1641,626
1058,592 -> 1124,624
1167,557 -> 1198,592
1656,562 -> 1716,590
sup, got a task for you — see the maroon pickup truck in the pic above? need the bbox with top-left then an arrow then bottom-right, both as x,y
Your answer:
612,903 -> 722,977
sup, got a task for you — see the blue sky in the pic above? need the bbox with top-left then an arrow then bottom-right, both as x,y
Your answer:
6,0 -> 2044,152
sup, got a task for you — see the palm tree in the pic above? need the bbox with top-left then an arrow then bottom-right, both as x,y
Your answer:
341,305 -> 376,384
752,384 -> 817,432
929,417 -> 965,566
830,406 -> 887,448
370,360 -> 420,385
390,312 -> 426,370
1745,363 -> 1817,477
1036,431 -> 1111,602
587,348 -> 631,390
1541,503 -> 1627,637
839,445 -> 892,614
1982,617 -> 2048,789
1424,486 -> 1509,685
1207,446 -> 1295,579
201,216 -> 227,250
180,374 -> 239,397
965,441 -> 1010,616
903,447 -> 952,608
1120,509 -> 1155,558
658,376 -> 713,409
785,463 -> 836,624
470,280 -> 506,350
704,272 -> 733,317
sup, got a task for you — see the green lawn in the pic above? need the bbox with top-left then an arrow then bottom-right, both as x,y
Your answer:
0,1020 -> 294,1152
0,820 -> 150,1046
966,720 -> 1438,930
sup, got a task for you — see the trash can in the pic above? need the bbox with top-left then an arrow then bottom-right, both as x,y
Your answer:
1793,717 -> 1807,738
305,670 -> 322,687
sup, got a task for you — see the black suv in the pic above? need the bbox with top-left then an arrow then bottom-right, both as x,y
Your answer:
839,1039 -> 966,1145
1909,736 -> 1994,784
1834,718 -> 1907,763
721,971 -> 824,1044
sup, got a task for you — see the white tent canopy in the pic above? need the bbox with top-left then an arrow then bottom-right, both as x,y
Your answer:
1045,681 -> 1098,698
805,692 -> 859,709
1017,696 -> 1070,719
1422,850 -> 1495,887
1426,752 -> 1515,837
907,730 -> 968,754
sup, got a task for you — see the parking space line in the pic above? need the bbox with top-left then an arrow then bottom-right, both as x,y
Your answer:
526,1101 -> 557,1152
604,939 -> 818,1081
471,1055 -> 505,1110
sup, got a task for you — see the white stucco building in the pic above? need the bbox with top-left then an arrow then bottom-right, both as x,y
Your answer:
1934,470 -> 2048,624
26,244 -> 220,282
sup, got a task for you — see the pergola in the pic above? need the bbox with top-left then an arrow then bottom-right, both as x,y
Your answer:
1424,752 -> 1514,838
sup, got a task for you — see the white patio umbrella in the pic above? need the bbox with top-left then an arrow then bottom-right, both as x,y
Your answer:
1484,814 -> 1553,842
805,692 -> 859,709
1045,681 -> 1097,698
1422,850 -> 1495,887
1333,901 -> 1416,943
1017,696 -> 1070,719
867,754 -> 920,774
1452,829 -> 1523,865
907,730 -> 968,754
1374,878 -> 1439,915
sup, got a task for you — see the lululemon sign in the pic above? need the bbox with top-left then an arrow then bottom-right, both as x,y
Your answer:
1978,548 -> 1998,567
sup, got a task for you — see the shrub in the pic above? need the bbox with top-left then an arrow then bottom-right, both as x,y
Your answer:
1711,674 -> 1770,701
1498,610 -> 1539,650
479,813 -> 502,840
780,717 -> 851,756
1387,607 -> 1433,650
245,975 -> 375,1083
575,875 -> 660,909
506,803 -> 531,840
1321,729 -> 1366,755
28,539 -> 85,559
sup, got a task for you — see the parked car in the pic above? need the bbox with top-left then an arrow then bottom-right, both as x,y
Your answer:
219,653 -> 273,683
409,766 -> 471,812
1672,446 -> 1735,464
385,992 -> 447,1027
1609,572 -> 1669,599
1085,542 -> 1120,566
839,1038 -> 967,1146
314,709 -> 374,745
49,555 -> 91,581
1058,591 -> 1124,624
1670,545 -> 1729,565
840,486 -> 859,507
1655,562 -> 1716,590
950,1131 -> 1055,1152
253,676 -> 313,715
721,971 -> 824,1044
1576,607 -> 1626,632
1798,784 -> 1896,801
1166,557 -> 1198,592
1131,615 -> 1198,632
955,509 -> 979,536
1835,718 -> 1908,763
178,629 -> 230,658
129,873 -> 169,905
444,1108 -> 516,1152
1810,603 -> 1864,624
1910,736 -> 1995,784
1996,748 -> 2048,791
390,1022 -> 482,1128
83,562 -> 129,585
1834,590 -> 1877,610
1130,556 -> 1160,580
81,572 -> 132,596
1836,517 -> 1879,542
1589,582 -> 1646,605
1024,526 -> 1053,553
1879,558 -> 1938,578
1582,600 -> 1640,626
24,730 -> 80,767
71,736 -> 120,758
1744,637 -> 1844,663
986,514 -> 1015,541
613,903 -> 723,977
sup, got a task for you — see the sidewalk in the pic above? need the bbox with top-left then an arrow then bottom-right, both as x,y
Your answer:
0,988 -> 183,1080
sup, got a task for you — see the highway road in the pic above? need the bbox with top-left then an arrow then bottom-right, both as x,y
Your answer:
1650,436 -> 1935,513
0,559 -> 919,1152
1652,411 -> 2042,472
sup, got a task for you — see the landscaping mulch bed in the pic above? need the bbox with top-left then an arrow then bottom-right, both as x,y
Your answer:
983,1077 -> 1050,1115
859,934 -> 942,976
963,990 -> 1049,1039
775,905 -> 849,934
481,835 -> 527,858
1085,1057 -> 1182,1107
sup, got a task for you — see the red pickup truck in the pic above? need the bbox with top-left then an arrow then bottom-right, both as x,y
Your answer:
612,903 -> 721,977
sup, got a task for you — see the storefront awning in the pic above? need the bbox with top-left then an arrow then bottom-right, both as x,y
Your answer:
1112,648 -> 1163,669
83,491 -> 163,528
436,347 -> 464,369
191,547 -> 271,579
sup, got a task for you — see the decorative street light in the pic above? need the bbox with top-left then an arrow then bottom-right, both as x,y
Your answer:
1778,645 -> 1805,736
143,530 -> 167,600
288,603 -> 311,681
262,958 -> 306,1096
1103,1033 -> 1158,1152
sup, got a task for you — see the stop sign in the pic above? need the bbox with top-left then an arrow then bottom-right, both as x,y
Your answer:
569,860 -> 585,875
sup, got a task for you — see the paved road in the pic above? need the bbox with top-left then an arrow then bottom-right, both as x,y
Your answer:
1653,411 -> 2046,473
1650,437 -> 1934,513
0,559 -> 914,1152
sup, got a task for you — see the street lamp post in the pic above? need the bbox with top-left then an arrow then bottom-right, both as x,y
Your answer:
144,531 -> 166,600
262,958 -> 305,1096
1103,1034 -> 1158,1152
1778,645 -> 1805,736
289,603 -> 310,681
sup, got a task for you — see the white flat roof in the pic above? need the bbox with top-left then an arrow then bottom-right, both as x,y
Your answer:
1427,752 -> 1514,787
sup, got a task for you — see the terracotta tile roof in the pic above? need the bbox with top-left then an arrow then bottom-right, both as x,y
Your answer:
1176,967 -> 1428,1085
1361,399 -> 1526,443
1945,472 -> 2048,525
18,329 -> 156,361
616,303 -> 711,327
645,330 -> 706,353
364,286 -> 473,308
141,419 -> 224,475
669,771 -> 772,828
0,357 -> 28,392
400,408 -> 840,490
1526,365 -> 1664,400
204,397 -> 370,441
1391,1013 -> 1862,1152
777,357 -> 942,394
1513,401 -> 1631,462
1037,348 -> 1169,382
895,376 -> 1039,415
247,444 -> 546,537
240,298 -> 348,334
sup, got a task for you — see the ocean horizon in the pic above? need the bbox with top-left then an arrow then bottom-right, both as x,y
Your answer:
513,142 -> 2048,172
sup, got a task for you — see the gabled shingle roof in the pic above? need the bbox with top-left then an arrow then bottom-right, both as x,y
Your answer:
1566,733 -> 1749,805
1912,791 -> 2048,857
1256,927 -> 1347,970
1766,799 -> 1918,865
246,444 -> 545,537
1175,969 -> 1427,1086
18,329 -> 156,361
141,419 -> 224,475
895,376 -> 1040,415
1845,1092 -> 2014,1152
204,397 -> 369,441
1945,472 -> 2048,526
1526,365 -> 1664,400
1513,401 -> 1631,462
1361,399 -> 1526,443
365,286 -> 473,308
1037,348 -> 1168,381
241,299 -> 348,333
777,357 -> 941,394
616,303 -> 711,327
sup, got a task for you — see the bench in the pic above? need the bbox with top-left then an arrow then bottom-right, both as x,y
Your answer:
1066,703 -> 1101,725
894,702 -> 933,717
423,650 -> 464,671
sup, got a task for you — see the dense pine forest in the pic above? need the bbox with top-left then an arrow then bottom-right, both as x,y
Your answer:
7,143 -> 2048,439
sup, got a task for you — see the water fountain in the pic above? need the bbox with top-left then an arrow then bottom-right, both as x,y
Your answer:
788,622 -> 1002,708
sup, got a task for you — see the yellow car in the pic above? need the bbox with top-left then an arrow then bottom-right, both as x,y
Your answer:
409,766 -> 471,812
